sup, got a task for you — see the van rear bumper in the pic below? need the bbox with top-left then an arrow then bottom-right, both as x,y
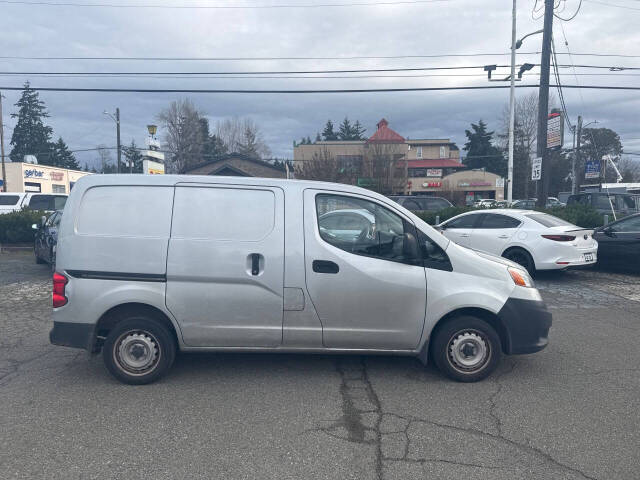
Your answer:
498,298 -> 552,355
50,322 -> 94,351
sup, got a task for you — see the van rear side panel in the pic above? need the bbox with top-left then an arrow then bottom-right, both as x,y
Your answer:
58,185 -> 173,275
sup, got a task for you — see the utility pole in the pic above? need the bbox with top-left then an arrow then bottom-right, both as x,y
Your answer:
535,0 -> 554,208
0,91 -> 6,192
116,107 -> 122,174
507,0 -> 517,203
572,116 -> 582,195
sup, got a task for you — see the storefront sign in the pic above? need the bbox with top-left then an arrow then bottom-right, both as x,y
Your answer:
50,171 -> 64,181
458,181 -> 492,188
143,159 -> 165,175
585,160 -> 600,179
547,112 -> 563,149
426,168 -> 442,177
24,168 -> 45,179
422,182 -> 442,188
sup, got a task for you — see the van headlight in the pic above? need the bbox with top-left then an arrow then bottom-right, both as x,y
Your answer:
508,267 -> 534,288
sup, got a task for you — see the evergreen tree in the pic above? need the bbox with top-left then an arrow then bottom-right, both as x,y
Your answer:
338,117 -> 354,140
352,120 -> 366,140
322,120 -> 338,141
9,82 -> 54,164
49,137 -> 80,169
315,132 -> 322,143
238,123 -> 260,158
463,120 -> 506,176
122,140 -> 144,173
199,118 -> 227,162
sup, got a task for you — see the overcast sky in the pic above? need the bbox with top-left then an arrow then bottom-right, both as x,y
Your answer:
1,0 -> 639,168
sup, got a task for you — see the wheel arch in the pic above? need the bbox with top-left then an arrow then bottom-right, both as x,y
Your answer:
93,302 -> 179,353
422,307 -> 509,363
501,245 -> 537,268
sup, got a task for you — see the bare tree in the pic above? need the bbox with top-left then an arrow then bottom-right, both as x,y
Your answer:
295,147 -> 351,184
618,156 -> 640,182
157,99 -> 204,173
363,142 -> 407,195
215,117 -> 271,158
96,144 -> 113,173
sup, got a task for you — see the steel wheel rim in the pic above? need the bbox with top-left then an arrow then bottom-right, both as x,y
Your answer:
447,329 -> 491,374
113,330 -> 161,376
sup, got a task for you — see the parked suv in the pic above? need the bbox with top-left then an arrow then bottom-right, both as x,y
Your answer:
0,192 -> 68,214
389,195 -> 452,213
50,175 -> 551,385
33,210 -> 62,269
567,192 -> 638,217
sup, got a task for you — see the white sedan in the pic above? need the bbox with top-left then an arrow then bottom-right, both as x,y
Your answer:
437,209 -> 598,274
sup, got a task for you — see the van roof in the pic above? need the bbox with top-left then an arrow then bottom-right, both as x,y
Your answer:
74,173 -> 390,199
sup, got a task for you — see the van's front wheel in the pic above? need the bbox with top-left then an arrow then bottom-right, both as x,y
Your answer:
103,317 -> 176,385
431,316 -> 501,382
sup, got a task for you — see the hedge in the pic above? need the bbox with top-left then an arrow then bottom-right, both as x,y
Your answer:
0,209 -> 47,244
415,203 -> 605,229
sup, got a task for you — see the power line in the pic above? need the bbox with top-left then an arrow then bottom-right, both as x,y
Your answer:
0,84 -> 638,93
0,0 -> 451,8
554,0 -> 582,20
1,64 -> 639,76
583,0 -> 640,11
2,72 -> 639,80
2,52 -> 640,61
551,36 -> 573,130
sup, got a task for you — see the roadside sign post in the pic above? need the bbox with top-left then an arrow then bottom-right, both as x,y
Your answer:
532,157 -> 542,181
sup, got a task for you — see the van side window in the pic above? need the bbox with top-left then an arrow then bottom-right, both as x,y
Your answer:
417,230 -> 452,271
316,194 -> 419,266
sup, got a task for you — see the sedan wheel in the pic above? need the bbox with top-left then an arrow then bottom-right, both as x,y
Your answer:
503,249 -> 535,276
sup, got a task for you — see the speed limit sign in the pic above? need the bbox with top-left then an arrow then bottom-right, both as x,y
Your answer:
532,157 -> 542,181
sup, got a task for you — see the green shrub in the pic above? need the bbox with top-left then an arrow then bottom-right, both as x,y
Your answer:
539,204 -> 604,229
414,203 -> 604,229
414,206 -> 474,225
0,209 -> 46,244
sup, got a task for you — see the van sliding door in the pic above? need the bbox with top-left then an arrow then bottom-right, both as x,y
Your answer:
166,185 -> 285,347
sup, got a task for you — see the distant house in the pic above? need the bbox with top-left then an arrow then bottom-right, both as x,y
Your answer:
184,153 -> 287,178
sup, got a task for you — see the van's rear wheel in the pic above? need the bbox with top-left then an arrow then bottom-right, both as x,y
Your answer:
431,316 -> 501,382
103,316 -> 176,385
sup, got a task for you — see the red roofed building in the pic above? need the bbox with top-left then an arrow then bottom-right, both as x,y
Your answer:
366,119 -> 405,144
294,118 -> 480,197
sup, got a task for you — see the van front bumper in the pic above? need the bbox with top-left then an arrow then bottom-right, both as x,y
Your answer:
50,321 -> 94,351
498,298 -> 552,354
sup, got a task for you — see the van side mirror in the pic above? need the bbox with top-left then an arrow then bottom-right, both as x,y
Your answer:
403,232 -> 420,260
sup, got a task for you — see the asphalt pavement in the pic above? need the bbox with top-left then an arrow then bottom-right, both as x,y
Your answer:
1,251 -> 638,480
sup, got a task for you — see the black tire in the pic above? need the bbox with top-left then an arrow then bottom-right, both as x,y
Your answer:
503,248 -> 536,276
35,249 -> 45,264
50,247 -> 56,273
103,316 -> 176,385
431,316 -> 501,383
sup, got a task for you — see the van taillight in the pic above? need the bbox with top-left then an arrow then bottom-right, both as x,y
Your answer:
541,234 -> 576,242
53,272 -> 68,308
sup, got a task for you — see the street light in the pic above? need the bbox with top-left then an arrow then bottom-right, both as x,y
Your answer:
103,108 -> 122,173
506,1 -> 544,203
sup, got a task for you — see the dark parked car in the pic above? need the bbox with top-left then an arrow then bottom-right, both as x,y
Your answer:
33,210 -> 62,269
593,213 -> 640,273
389,195 -> 452,213
511,199 -> 537,209
567,192 -> 638,218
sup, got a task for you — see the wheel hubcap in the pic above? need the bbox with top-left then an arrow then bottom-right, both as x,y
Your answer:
114,331 -> 160,375
448,331 -> 490,372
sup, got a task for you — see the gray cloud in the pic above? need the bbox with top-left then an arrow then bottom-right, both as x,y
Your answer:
1,0 -> 639,167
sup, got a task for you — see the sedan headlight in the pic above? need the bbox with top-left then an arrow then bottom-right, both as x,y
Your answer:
508,267 -> 534,288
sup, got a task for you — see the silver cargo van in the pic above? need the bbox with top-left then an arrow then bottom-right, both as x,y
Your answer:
50,175 -> 551,384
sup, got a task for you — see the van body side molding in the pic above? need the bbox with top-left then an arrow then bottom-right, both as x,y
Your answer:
66,270 -> 167,282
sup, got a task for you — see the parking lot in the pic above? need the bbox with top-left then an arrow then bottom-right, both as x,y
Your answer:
0,251 -> 638,480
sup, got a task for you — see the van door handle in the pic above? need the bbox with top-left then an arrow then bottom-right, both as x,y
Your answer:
459,233 -> 470,238
313,260 -> 339,274
250,253 -> 261,275
498,234 -> 509,239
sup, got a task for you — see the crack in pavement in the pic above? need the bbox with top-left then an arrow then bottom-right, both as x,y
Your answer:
313,357 -> 600,480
